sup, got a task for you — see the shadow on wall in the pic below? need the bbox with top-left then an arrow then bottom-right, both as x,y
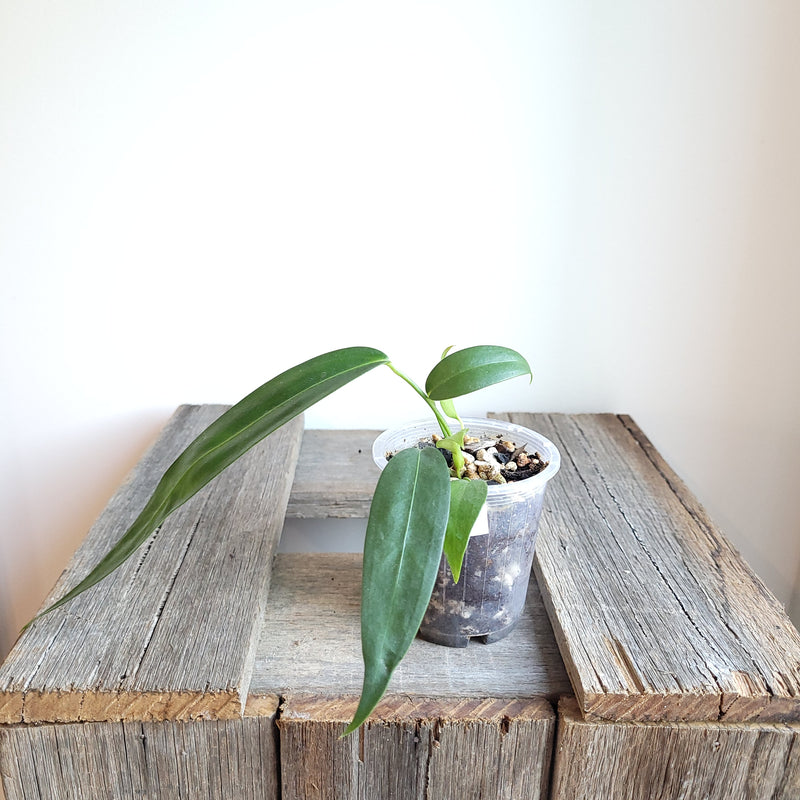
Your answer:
624,7 -> 800,619
790,548 -> 800,626
0,580 -> 10,663
721,8 -> 800,621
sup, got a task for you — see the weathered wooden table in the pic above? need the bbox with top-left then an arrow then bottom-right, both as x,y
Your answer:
1,408 -> 799,799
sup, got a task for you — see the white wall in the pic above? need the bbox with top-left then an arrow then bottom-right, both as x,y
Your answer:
2,1 -> 799,658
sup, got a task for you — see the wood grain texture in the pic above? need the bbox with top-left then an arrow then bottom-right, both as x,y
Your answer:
495,413 -> 800,723
0,704 -> 279,800
251,553 -> 571,700
286,429 -> 379,518
550,696 -> 800,800
0,406 -> 303,724
5,411 -> 800,798
278,694 -> 555,800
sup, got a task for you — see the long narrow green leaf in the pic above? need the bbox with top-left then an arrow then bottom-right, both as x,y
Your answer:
443,478 -> 488,583
424,345 -> 532,401
345,446 -> 450,734
33,347 -> 390,624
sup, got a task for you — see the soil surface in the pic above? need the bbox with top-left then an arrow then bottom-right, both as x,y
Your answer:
388,433 -> 549,484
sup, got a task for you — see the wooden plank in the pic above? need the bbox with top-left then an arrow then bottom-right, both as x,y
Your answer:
0,697 -> 279,800
550,696 -> 800,800
250,553 -> 571,700
286,429 -> 379,518
495,413 -> 800,723
0,406 -> 303,724
278,694 -> 555,800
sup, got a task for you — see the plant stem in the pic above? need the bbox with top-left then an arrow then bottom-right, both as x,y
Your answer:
386,363 -> 453,438
451,444 -> 465,478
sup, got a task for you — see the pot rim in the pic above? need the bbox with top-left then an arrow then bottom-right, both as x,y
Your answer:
372,416 -> 561,499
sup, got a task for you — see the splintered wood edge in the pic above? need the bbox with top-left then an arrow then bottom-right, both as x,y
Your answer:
0,689 -> 248,724
559,695 -> 800,732
243,692 -> 280,717
579,691 -> 724,724
278,694 -> 555,726
582,689 -> 800,725
0,690 -> 281,725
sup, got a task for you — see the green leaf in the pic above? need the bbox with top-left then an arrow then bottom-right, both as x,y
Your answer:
435,428 -> 467,477
436,429 -> 467,450
345,446 -> 450,734
424,345 -> 532,401
33,347 -> 390,624
443,479 -> 488,583
440,397 -> 461,422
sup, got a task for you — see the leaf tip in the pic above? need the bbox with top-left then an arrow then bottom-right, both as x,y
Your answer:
341,720 -> 360,738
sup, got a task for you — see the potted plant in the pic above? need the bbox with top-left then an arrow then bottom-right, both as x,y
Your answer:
373,415 -> 560,651
29,345 -> 560,733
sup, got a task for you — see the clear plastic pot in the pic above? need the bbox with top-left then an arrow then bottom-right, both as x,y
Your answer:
373,418 -> 561,648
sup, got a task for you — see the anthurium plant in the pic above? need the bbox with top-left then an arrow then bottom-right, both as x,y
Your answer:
30,344 -> 532,732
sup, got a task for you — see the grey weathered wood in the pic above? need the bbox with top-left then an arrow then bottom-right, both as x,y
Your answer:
0,698 -> 279,800
5,411 -> 800,799
0,405 -> 303,724
495,412 -> 800,723
278,694 -> 555,800
286,429 -> 379,518
550,696 -> 800,800
251,553 -> 571,700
